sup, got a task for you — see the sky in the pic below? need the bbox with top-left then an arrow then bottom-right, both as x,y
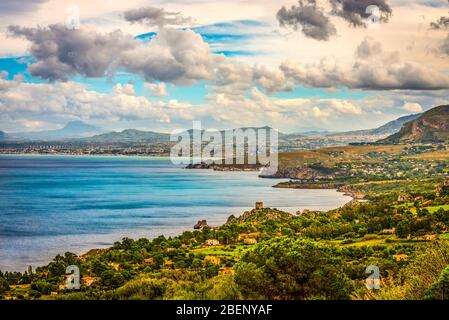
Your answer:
1,0 -> 449,133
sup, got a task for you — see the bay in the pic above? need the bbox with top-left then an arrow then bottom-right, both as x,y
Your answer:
0,155 -> 351,271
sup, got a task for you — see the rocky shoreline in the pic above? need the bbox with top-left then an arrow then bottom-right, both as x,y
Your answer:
185,162 -> 364,200
185,162 -> 262,171
273,181 -> 365,200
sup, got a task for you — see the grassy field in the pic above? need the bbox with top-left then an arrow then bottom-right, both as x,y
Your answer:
438,233 -> 449,240
190,245 -> 247,257
405,149 -> 449,160
278,145 -> 407,168
395,204 -> 449,214
425,205 -> 449,213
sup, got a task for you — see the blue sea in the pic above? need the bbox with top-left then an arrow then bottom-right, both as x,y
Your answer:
0,155 -> 351,271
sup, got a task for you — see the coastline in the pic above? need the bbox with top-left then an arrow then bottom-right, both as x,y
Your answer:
0,154 -> 354,272
0,152 -> 172,159
273,182 -> 365,200
2,198 -> 352,272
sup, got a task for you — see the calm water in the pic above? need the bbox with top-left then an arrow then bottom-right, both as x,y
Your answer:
0,155 -> 351,271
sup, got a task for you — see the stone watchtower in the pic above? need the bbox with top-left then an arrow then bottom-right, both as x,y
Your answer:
255,202 -> 264,210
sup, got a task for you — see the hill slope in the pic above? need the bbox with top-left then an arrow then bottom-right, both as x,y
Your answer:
328,113 -> 421,137
79,126 -> 277,146
79,129 -> 170,145
382,105 -> 449,143
370,114 -> 422,135
15,121 -> 101,140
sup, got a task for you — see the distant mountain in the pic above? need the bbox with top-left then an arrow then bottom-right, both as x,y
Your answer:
327,113 -> 422,138
15,121 -> 101,141
76,126 -> 284,146
382,105 -> 449,143
370,114 -> 422,135
284,131 -> 336,138
79,129 -> 170,145
301,131 -> 335,137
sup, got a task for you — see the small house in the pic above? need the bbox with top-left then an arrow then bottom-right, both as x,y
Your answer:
243,238 -> 257,245
205,239 -> 220,246
82,276 -> 99,287
393,254 -> 409,262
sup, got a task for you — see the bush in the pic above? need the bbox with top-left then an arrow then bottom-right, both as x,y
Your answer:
363,234 -> 378,240
234,237 -> 353,300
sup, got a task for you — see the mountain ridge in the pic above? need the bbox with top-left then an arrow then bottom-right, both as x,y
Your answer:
12,121 -> 101,141
0,113 -> 426,146
78,129 -> 170,145
382,105 -> 449,143
326,113 -> 421,137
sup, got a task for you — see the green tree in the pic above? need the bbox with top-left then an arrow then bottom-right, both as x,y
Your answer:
0,278 -> 9,295
396,219 -> 411,238
202,274 -> 242,300
234,237 -> 353,300
101,270 -> 125,289
424,265 -> 449,300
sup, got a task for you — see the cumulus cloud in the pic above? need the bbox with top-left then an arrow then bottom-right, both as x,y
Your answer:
0,77 -> 185,124
8,24 -> 136,81
211,61 -> 254,99
429,6 -> 449,57
0,0 -> 47,15
330,0 -> 392,27
7,24 -> 218,84
276,0 -> 336,41
280,38 -> 449,90
441,34 -> 449,55
210,60 -> 292,97
210,37 -> 449,98
206,87 -> 376,130
355,37 -> 383,58
123,6 -> 192,28
145,82 -> 168,97
121,28 -> 219,84
17,119 -> 50,130
2,74 -> 447,133
112,83 -> 136,96
402,102 -> 423,113
430,15 -> 449,29
252,65 -> 293,93
277,0 -> 392,40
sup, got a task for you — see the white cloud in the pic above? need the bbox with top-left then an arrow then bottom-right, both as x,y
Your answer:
2,1 -> 449,132
113,83 -> 136,96
7,24 -> 221,84
402,102 -> 423,113
122,28 -> 221,84
16,119 -> 50,130
0,77 -> 172,124
280,38 -> 449,90
1,72 -> 448,133
123,6 -> 192,28
145,82 -> 168,97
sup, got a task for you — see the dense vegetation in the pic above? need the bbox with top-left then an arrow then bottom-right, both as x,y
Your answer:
2,143 -> 449,300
